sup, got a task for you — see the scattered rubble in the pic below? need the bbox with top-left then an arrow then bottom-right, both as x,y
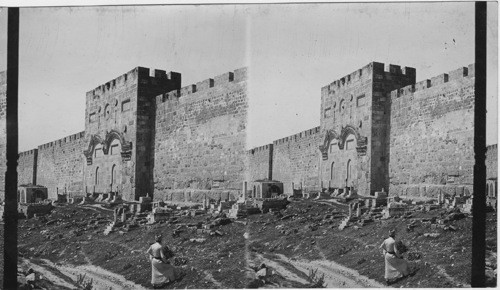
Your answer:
10,183 -> 495,289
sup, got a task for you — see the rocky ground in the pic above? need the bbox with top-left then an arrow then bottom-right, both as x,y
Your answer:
7,197 -> 498,288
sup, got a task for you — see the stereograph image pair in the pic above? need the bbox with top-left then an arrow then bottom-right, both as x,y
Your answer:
0,2 -> 497,289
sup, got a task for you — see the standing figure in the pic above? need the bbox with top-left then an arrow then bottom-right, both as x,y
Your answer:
146,234 -> 183,288
379,229 -> 409,285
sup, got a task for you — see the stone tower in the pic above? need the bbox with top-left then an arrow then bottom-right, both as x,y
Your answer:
83,67 -> 181,201
319,62 -> 416,195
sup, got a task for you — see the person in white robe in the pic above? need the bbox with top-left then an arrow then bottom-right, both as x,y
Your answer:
379,229 -> 409,284
146,234 -> 183,288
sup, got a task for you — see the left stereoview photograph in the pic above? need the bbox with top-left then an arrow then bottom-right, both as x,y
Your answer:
11,5 -> 250,290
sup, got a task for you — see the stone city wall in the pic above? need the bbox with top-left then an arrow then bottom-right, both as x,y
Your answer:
84,67 -> 144,199
371,63 -> 416,193
246,144 -> 273,182
272,127 -> 321,194
18,149 -> 38,185
137,68 -> 181,199
319,64 -> 375,194
36,132 -> 86,199
153,68 -> 248,200
389,65 -> 475,197
486,144 -> 497,180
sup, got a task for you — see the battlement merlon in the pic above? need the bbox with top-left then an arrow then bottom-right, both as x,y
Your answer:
321,62 -> 416,95
85,66 -> 182,98
38,131 -> 85,150
390,64 -> 474,100
155,67 -> 248,104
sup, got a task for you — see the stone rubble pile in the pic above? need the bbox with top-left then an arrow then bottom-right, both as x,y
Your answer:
334,188 -> 477,231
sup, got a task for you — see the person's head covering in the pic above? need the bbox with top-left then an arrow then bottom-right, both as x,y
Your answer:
155,234 -> 163,243
389,229 -> 396,237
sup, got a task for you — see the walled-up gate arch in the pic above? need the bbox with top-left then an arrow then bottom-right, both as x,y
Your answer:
321,126 -> 361,190
84,131 -> 128,194
95,167 -> 100,185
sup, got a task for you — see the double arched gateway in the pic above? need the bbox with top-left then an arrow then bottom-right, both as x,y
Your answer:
84,130 -> 131,194
83,130 -> 132,165
320,125 -> 367,192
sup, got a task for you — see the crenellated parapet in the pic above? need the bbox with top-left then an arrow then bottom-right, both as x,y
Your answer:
86,66 -> 181,99
247,143 -> 273,155
19,149 -> 38,157
273,127 -> 321,145
390,64 -> 474,100
38,131 -> 85,150
321,62 -> 416,96
155,67 -> 247,105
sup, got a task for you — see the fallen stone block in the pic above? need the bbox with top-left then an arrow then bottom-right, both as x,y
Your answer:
280,214 -> 294,220
445,212 -> 466,222
209,230 -> 223,237
445,225 -> 457,231
45,220 -> 57,226
423,233 -> 440,238
203,224 -> 214,230
338,216 -> 350,230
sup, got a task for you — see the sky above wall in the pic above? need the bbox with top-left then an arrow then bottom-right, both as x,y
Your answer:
0,3 -> 497,151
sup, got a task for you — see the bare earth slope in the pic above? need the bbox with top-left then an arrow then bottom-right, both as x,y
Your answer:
15,199 -> 497,288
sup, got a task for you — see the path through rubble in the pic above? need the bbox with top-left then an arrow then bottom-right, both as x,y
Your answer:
21,258 -> 147,290
251,250 -> 385,288
274,253 -> 385,288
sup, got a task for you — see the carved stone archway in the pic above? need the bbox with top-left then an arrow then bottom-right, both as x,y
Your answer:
319,130 -> 339,160
83,130 -> 133,164
338,125 -> 368,156
83,135 -> 104,165
104,130 -> 133,160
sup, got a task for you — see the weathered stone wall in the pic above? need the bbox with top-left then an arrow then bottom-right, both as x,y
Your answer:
17,62 -> 488,203
18,149 -> 37,185
486,144 -> 498,179
0,71 -> 6,200
137,68 -> 181,199
247,144 -> 273,182
272,127 -> 321,194
36,132 -> 86,199
84,67 -> 180,201
84,68 -> 142,200
388,65 -> 475,197
371,63 -> 416,193
319,62 -> 415,195
154,68 -> 248,197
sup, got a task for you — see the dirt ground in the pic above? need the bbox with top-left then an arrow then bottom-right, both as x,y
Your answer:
12,198 -> 498,288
